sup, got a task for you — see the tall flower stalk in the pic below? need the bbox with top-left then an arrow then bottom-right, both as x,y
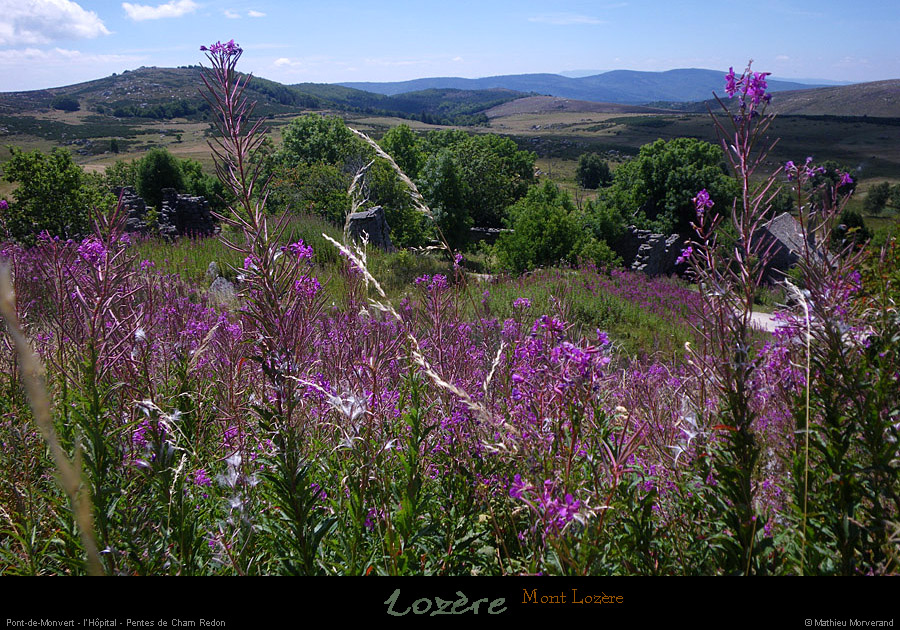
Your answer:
199,40 -> 323,430
683,62 -> 784,574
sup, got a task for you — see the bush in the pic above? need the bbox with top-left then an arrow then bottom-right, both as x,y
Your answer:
136,148 -> 186,210
602,137 -> 738,234
495,180 -> 580,273
1,147 -> 112,242
576,153 -> 612,189
863,182 -> 891,215
51,95 -> 80,112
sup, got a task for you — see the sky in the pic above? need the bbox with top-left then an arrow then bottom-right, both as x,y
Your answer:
1,0 -> 898,92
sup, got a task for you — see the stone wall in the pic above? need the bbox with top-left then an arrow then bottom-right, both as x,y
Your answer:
613,227 -> 687,277
114,186 -> 217,239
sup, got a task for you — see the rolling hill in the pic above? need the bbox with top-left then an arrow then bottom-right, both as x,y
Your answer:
340,68 -> 822,104
0,66 -> 528,129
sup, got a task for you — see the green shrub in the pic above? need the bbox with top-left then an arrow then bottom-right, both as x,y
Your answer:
51,95 -> 80,112
495,181 -> 580,273
136,148 -> 185,210
1,147 -> 112,242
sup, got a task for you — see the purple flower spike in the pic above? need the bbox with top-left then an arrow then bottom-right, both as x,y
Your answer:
725,67 -> 737,97
693,189 -> 714,217
201,39 -> 242,57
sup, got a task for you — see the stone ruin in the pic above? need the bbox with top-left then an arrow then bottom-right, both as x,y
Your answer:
755,212 -> 812,279
611,213 -> 814,280
613,227 -> 688,277
114,186 -> 217,239
345,205 -> 396,252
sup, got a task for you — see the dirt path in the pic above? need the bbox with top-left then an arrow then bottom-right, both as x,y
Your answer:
748,310 -> 778,333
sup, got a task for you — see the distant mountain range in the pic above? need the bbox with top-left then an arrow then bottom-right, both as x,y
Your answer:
0,66 -> 895,143
339,68 -> 828,105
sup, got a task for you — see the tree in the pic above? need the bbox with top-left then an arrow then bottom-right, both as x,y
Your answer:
863,182 -> 891,216
419,149 -> 470,250
179,158 -> 229,212
495,181 -> 580,273
832,209 -> 871,251
576,153 -> 612,189
279,113 -> 364,167
891,184 -> 900,210
136,147 -> 185,209
417,130 -> 535,229
267,161 -> 351,225
1,147 -> 112,242
379,124 -> 423,180
603,137 -> 738,234
104,159 -> 138,190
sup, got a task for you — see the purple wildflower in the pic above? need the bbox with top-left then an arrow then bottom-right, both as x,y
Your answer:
676,246 -> 693,265
723,63 -> 771,107
0,199 -> 8,211
693,189 -> 714,216
784,161 -> 796,180
839,171 -> 854,187
77,237 -> 107,266
746,72 -> 771,105
283,240 -> 314,260
513,297 -> 532,309
724,67 -> 737,97
193,469 -> 213,487
294,276 -> 321,297
200,39 -> 242,57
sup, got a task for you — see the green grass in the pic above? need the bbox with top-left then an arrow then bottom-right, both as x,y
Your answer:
129,213 -> 345,285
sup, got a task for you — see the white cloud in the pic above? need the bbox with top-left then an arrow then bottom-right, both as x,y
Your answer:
528,13 -> 605,26
247,10 -> 265,18
224,9 -> 240,19
0,47 -> 137,64
122,0 -> 198,21
0,47 -> 145,90
0,0 -> 110,46
274,57 -> 298,67
452,56 -> 464,62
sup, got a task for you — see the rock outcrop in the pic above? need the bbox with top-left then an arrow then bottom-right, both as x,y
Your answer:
346,205 -> 396,252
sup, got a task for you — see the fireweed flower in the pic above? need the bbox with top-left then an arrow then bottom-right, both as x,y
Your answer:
513,297 -> 532,309
693,189 -> 714,216
723,63 -> 771,108
283,240 -> 314,261
77,237 -> 107,266
194,469 -> 213,487
725,67 -> 738,97
839,172 -> 854,187
676,246 -> 693,265
200,39 -> 242,57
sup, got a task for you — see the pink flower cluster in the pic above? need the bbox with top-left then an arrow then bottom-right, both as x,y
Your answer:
200,39 -> 242,57
725,65 -> 771,107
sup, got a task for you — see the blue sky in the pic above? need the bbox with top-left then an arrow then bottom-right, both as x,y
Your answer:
1,0 -> 898,91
